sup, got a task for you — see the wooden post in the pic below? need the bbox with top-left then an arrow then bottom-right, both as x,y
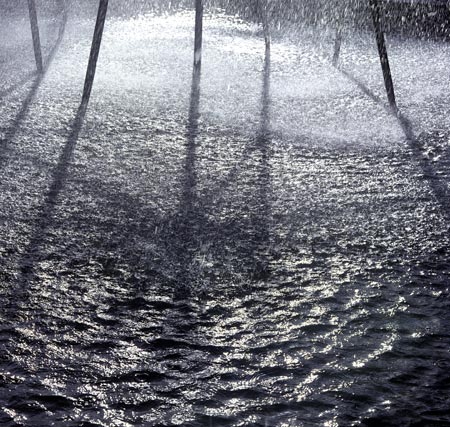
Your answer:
194,0 -> 203,70
27,0 -> 43,73
369,0 -> 398,113
81,0 -> 109,109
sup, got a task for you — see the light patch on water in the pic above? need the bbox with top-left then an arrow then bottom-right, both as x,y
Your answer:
38,11 -> 410,150
351,333 -> 397,369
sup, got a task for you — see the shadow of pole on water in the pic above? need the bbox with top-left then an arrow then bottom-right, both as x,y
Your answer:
338,68 -> 392,117
0,71 -> 37,99
175,63 -> 202,294
0,6 -> 67,166
338,67 -> 450,223
397,114 -> 450,223
0,73 -> 44,162
175,45 -> 273,289
16,102 -> 87,295
251,45 -> 272,280
195,45 -> 275,216
175,45 -> 273,287
145,48 -> 275,427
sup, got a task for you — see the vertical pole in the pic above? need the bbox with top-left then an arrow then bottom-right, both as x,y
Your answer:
369,0 -> 398,113
332,27 -> 342,67
260,46 -> 271,140
60,0 -> 69,27
260,0 -> 271,50
27,0 -> 43,73
332,5 -> 345,67
194,0 -> 203,70
81,0 -> 109,109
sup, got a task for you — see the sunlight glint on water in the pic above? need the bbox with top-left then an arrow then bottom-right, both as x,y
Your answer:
0,6 -> 449,427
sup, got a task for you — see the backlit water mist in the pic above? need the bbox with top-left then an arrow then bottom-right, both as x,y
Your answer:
1,3 -> 450,426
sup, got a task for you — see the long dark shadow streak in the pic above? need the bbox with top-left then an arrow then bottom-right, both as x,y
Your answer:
192,47 -> 273,281
15,103 -> 87,294
176,65 -> 202,292
0,71 -> 37,99
0,5 -> 68,165
337,66 -> 450,222
197,12 -> 272,208
15,1 -> 110,293
252,46 -> 272,280
152,66 -> 205,380
332,2 -> 450,221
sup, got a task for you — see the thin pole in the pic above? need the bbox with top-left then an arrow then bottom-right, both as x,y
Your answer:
27,0 -> 43,73
81,0 -> 109,109
369,0 -> 397,113
332,6 -> 345,67
194,0 -> 203,70
332,27 -> 342,67
260,0 -> 271,50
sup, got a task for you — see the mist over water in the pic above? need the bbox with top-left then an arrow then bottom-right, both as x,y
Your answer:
1,1 -> 450,426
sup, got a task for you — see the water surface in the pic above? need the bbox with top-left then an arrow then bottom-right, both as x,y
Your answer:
1,9 -> 449,427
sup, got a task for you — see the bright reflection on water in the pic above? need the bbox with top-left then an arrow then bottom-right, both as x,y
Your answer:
0,6 -> 450,427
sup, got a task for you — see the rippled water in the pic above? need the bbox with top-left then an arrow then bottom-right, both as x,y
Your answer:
1,7 -> 450,427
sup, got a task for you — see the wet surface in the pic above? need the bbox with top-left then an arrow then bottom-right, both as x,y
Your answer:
1,7 -> 450,427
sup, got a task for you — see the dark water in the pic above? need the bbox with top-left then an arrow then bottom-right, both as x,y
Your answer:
1,8 -> 450,427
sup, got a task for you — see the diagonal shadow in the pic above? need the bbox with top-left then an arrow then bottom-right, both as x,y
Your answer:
397,114 -> 450,223
0,72 -> 46,166
168,43 -> 274,288
3,46 -> 276,421
338,67 -> 393,118
195,49 -> 277,215
17,103 -> 87,293
0,71 -> 37,99
174,46 -> 273,288
195,132 -> 260,207
0,5 -> 67,165
337,66 -> 450,222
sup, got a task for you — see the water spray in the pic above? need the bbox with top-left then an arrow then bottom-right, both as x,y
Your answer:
332,0 -> 398,114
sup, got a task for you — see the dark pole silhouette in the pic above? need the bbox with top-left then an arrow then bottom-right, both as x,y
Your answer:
259,0 -> 271,50
81,0 -> 109,109
369,0 -> 398,113
194,0 -> 203,70
253,46 -> 271,280
1,7 -> 67,168
27,0 -> 43,73
260,48 -> 271,142
175,59 -> 202,290
332,6 -> 345,67
332,27 -> 343,67
182,66 -> 201,221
